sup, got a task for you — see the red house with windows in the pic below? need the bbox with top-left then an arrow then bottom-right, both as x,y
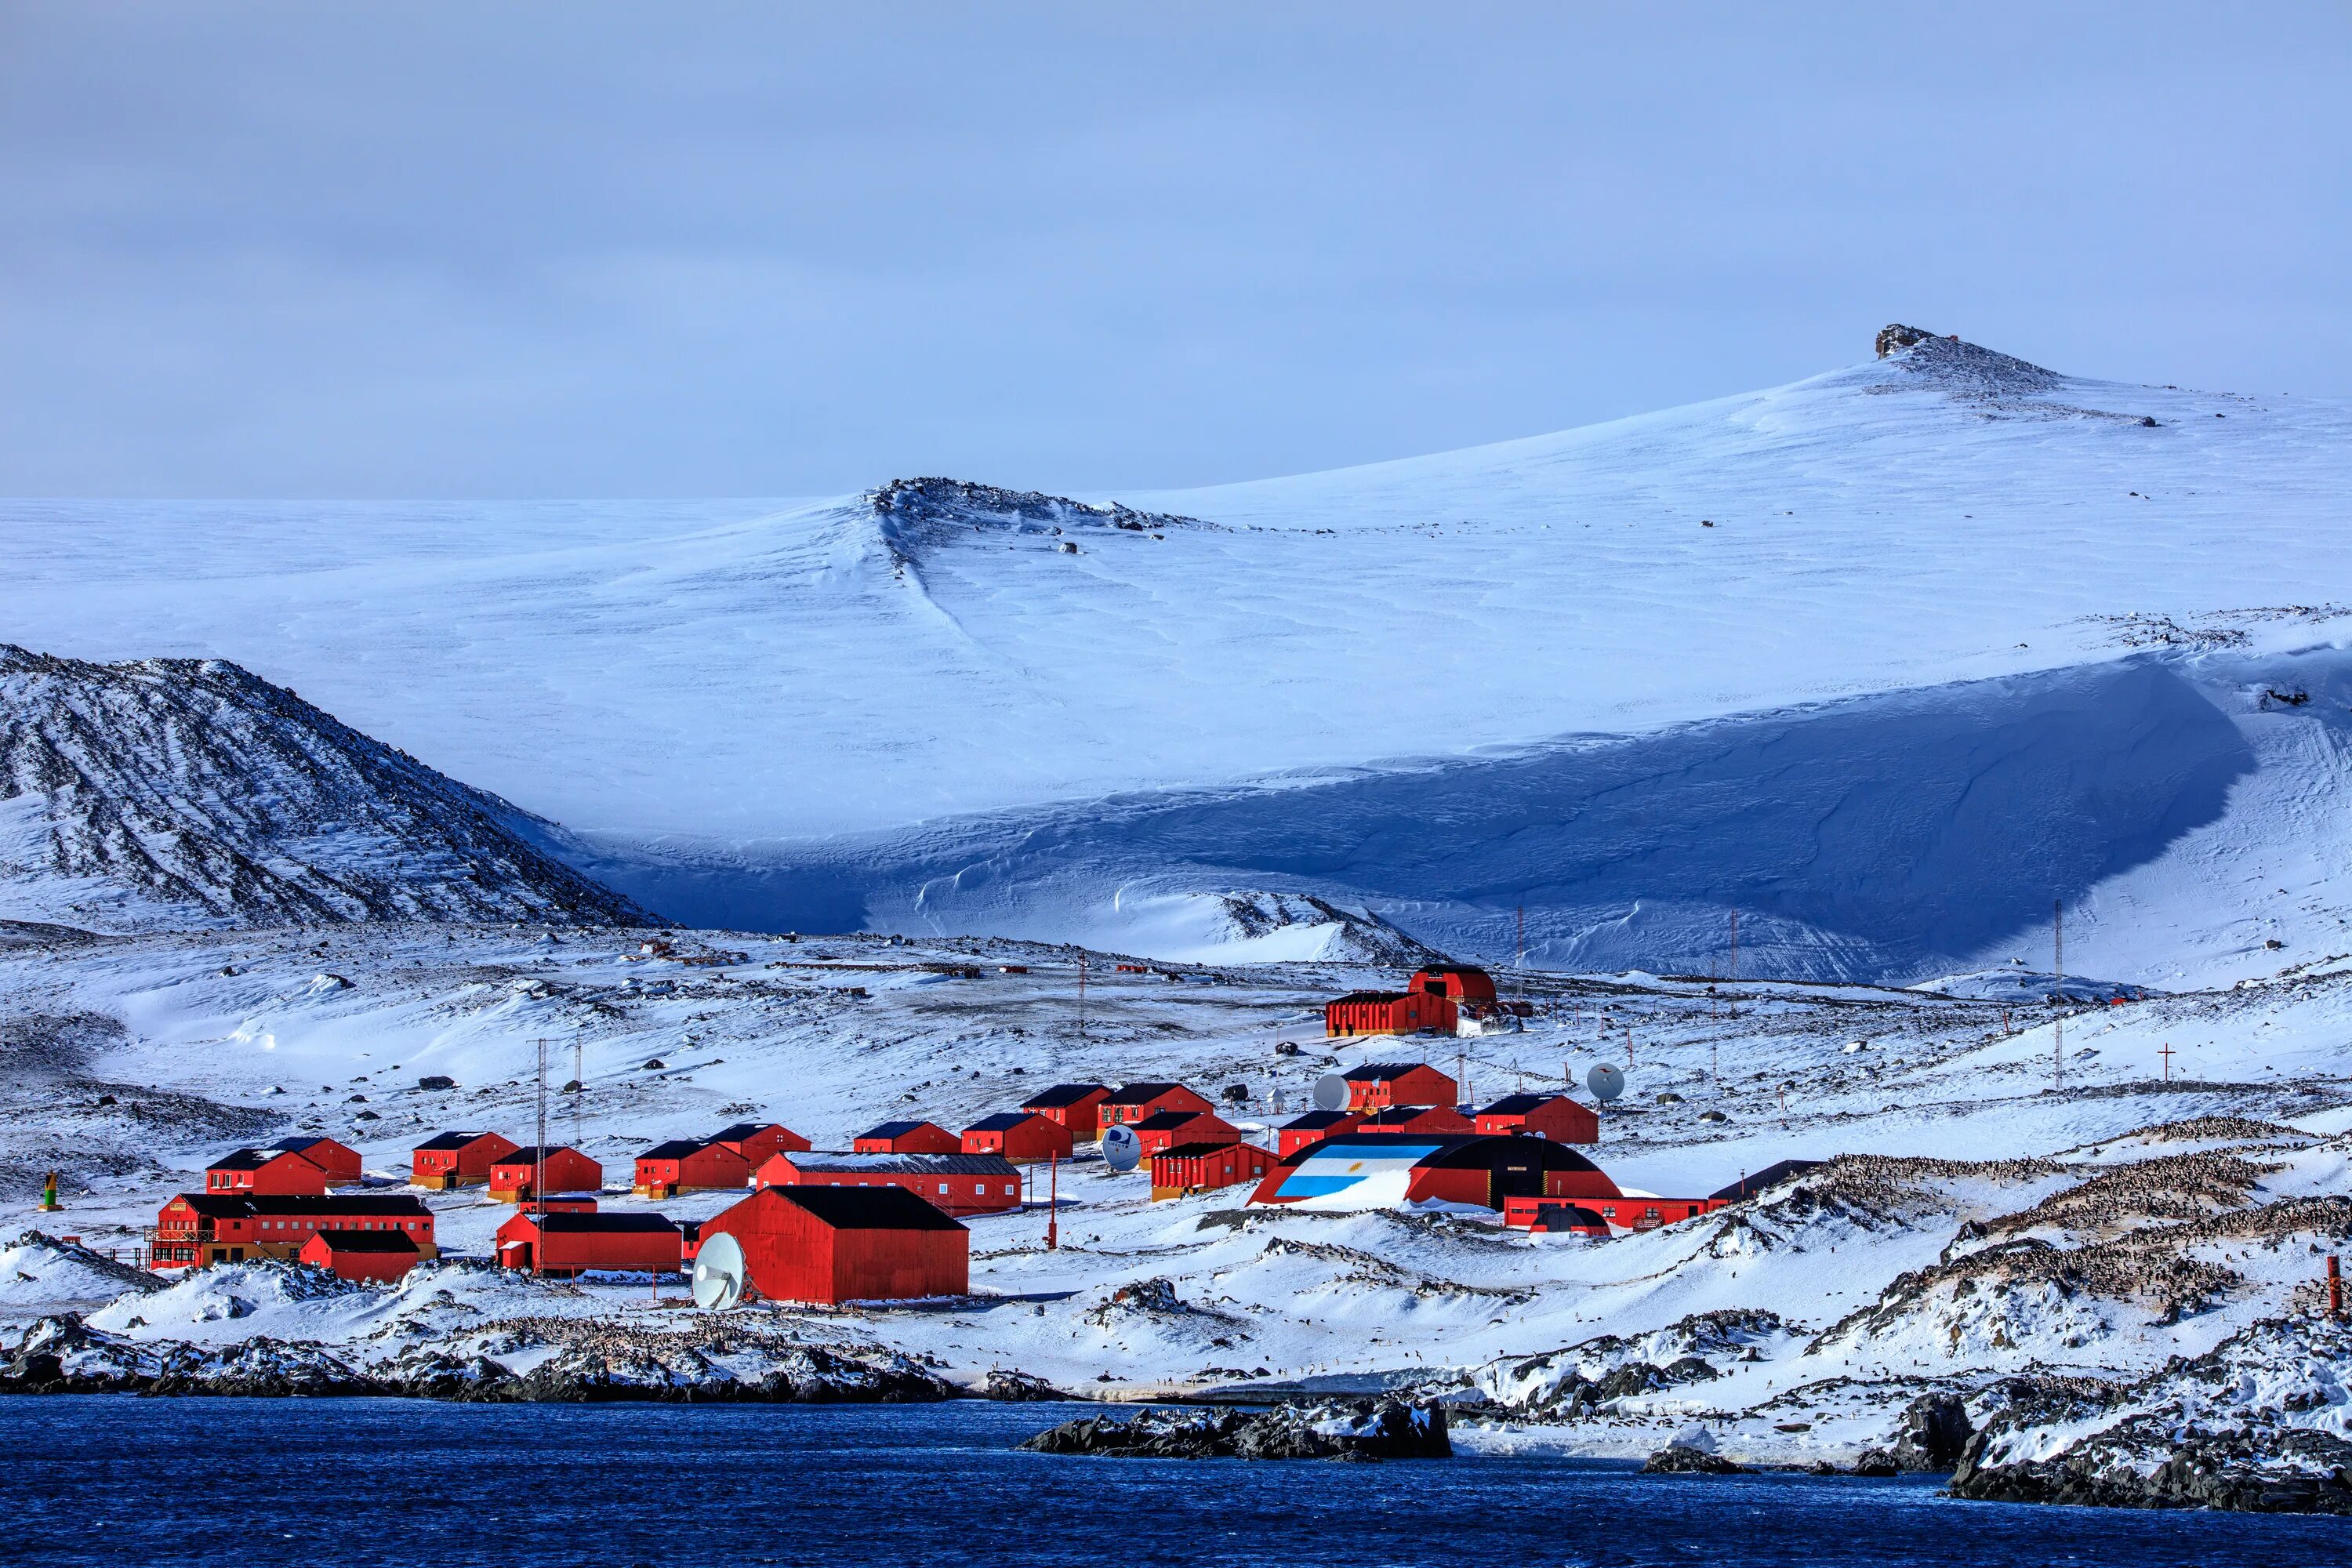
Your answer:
1149,1141 -> 1276,1201
1098,1082 -> 1214,1129
708,1122 -> 809,1165
1276,1109 -> 1363,1157
699,1185 -> 967,1305
1131,1109 -> 1239,1158
487,1146 -> 603,1203
495,1211 -> 683,1276
1021,1083 -> 1112,1140
1324,989 -> 1455,1037
854,1120 -> 962,1156
1339,1062 -> 1459,1112
961,1112 -> 1074,1163
753,1150 -> 1022,1217
266,1135 -> 362,1185
205,1147 -> 329,1197
153,1192 -> 437,1269
1474,1092 -> 1599,1145
299,1230 -> 420,1283
412,1130 -> 521,1189
633,1139 -> 751,1198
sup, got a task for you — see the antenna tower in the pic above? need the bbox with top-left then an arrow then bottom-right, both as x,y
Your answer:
1727,909 -> 1738,1018
2053,900 -> 2064,1092
1515,905 -> 1525,969
572,1037 -> 584,1151
533,1037 -> 549,1276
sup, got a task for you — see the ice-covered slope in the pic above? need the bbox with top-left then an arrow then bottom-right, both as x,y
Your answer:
0,645 -> 654,931
5,328 -> 2349,976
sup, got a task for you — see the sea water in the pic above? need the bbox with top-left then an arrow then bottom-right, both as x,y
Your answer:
2,1397 -> 2334,1566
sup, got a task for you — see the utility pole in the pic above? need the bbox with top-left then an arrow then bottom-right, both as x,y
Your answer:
533,1037 -> 548,1278
1515,905 -> 1525,969
1075,949 -> 1087,1044
1045,1153 -> 1059,1250
1727,909 -> 1738,1018
572,1037 -> 584,1152
2053,900 -> 2064,1093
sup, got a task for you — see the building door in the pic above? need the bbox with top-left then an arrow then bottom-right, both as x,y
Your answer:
1494,1162 -> 1542,1201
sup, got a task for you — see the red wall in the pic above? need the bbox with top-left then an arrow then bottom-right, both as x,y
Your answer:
495,1214 -> 681,1275
756,1156 -> 1020,1216
1024,1091 -> 1110,1139
489,1149 -> 603,1198
299,1234 -> 416,1283
1345,1065 -> 1459,1111
701,1189 -> 967,1305
1134,1113 -> 1237,1156
1475,1100 -> 1599,1144
964,1116 -> 1073,1163
209,1156 -> 328,1197
855,1124 -> 960,1155
1101,1087 -> 1214,1126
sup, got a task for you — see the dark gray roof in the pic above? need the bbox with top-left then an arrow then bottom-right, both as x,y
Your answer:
1103,1082 -> 1191,1106
492,1146 -> 589,1164
1343,1062 -> 1440,1081
1133,1109 -> 1216,1131
522,1213 -> 681,1235
964,1112 -> 1036,1134
857,1120 -> 939,1140
769,1185 -> 965,1232
207,1148 -> 283,1171
1022,1083 -> 1109,1109
1280,1110 -> 1358,1130
637,1139 -> 713,1160
414,1131 -> 505,1152
710,1122 -> 785,1143
1154,1140 -> 1253,1160
305,1231 -> 419,1254
782,1151 -> 1016,1177
245,1194 -> 434,1216
1708,1160 -> 1824,1203
1478,1093 -> 1567,1116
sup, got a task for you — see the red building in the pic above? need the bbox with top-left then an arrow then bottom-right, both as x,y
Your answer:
1408,966 -> 1497,1004
699,1185 -> 967,1305
1340,1062 -> 1459,1111
266,1135 -> 363,1185
205,1147 -> 329,1197
854,1120 -> 962,1156
299,1229 -> 420,1283
1098,1082 -> 1214,1128
1131,1109 -> 1239,1158
753,1150 -> 1022,1217
412,1130 -> 520,1189
1021,1083 -> 1112,1140
154,1192 -> 437,1269
1354,1105 -> 1475,1137
709,1122 -> 809,1165
1276,1110 -> 1363,1157
1149,1141 -> 1276,1201
961,1111 -> 1074,1163
1475,1093 -> 1599,1145
633,1138 -> 751,1198
487,1146 -> 603,1203
1324,989 -> 1456,1037
495,1211 -> 684,1276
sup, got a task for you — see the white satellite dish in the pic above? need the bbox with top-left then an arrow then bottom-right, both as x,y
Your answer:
1102,1123 -> 1142,1172
1585,1063 -> 1626,1103
1312,1073 -> 1351,1112
691,1231 -> 746,1310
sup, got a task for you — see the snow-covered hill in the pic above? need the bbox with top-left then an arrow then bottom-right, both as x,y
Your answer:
0,645 -> 652,930
6,326 -> 2350,979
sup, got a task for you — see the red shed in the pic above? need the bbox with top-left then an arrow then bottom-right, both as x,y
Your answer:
1340,1062 -> 1460,1112
495,1211 -> 683,1276
1324,989 -> 1455,1037
633,1138 -> 751,1198
754,1150 -> 1022,1217
1409,965 -> 1497,1004
205,1147 -> 328,1197
1021,1082 -> 1112,1140
1277,1109 -> 1363,1157
487,1146 -> 603,1203
1354,1105 -> 1475,1137
1149,1141 -> 1276,1200
1475,1092 -> 1599,1145
265,1135 -> 363,1185
299,1229 -> 419,1283
699,1185 -> 967,1305
1131,1109 -> 1239,1158
412,1130 -> 520,1189
709,1122 -> 810,1165
854,1120 -> 962,1156
1098,1082 -> 1214,1129
961,1111 -> 1074,1163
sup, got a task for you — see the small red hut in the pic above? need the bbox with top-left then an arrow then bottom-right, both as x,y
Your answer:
960,1112 -> 1075,1163
699,1185 -> 967,1305
1149,1141 -> 1275,1201
299,1229 -> 420,1284
708,1122 -> 810,1165
1340,1062 -> 1459,1112
633,1138 -> 751,1198
265,1135 -> 363,1185
854,1120 -> 962,1156
1020,1083 -> 1112,1140
487,1146 -> 603,1203
412,1130 -> 520,1189
1097,1082 -> 1214,1129
1131,1109 -> 1239,1158
205,1147 -> 329,1197
1475,1092 -> 1599,1145
495,1211 -> 684,1276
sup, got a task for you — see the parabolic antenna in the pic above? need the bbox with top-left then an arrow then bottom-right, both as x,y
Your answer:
691,1231 -> 746,1310
1585,1063 -> 1626,1103
1312,1072 -> 1351,1112
1102,1123 -> 1142,1173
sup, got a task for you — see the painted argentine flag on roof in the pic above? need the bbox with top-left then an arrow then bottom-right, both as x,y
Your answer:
1260,1141 -> 1446,1209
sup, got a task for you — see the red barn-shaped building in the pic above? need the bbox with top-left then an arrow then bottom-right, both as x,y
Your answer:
1340,1062 -> 1459,1112
633,1139 -> 751,1198
205,1147 -> 329,1197
754,1150 -> 1022,1217
154,1192 -> 437,1269
1475,1092 -> 1599,1145
709,1122 -> 809,1165
495,1211 -> 684,1276
1324,989 -> 1455,1037
266,1135 -> 362,1185
1149,1141 -> 1276,1201
1021,1083 -> 1112,1140
1277,1109 -> 1363,1157
1408,966 -> 1497,1004
487,1146 -> 603,1203
299,1229 -> 420,1283
961,1112 -> 1074,1164
1098,1083 -> 1214,1129
412,1131 -> 520,1189
700,1185 -> 967,1305
1131,1109 -> 1239,1158
854,1120 -> 962,1156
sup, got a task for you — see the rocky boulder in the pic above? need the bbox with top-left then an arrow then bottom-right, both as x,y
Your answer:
1022,1398 -> 1450,1461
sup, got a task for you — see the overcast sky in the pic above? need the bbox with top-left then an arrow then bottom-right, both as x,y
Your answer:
2,3 -> 2346,499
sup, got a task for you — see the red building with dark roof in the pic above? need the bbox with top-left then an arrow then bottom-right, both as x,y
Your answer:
1475,1093 -> 1599,1145
1339,1062 -> 1459,1111
1020,1083 -> 1112,1140
855,1120 -> 962,1156
412,1130 -> 520,1189
487,1146 -> 603,1203
266,1135 -> 362,1185
699,1185 -> 967,1305
495,1211 -> 684,1276
1276,1109 -> 1363,1157
1324,989 -> 1454,1037
205,1147 -> 329,1197
1409,966 -> 1497,1004
961,1111 -> 1074,1163
299,1229 -> 421,1283
753,1150 -> 1022,1217
154,1192 -> 437,1269
1149,1141 -> 1276,1201
1098,1083 -> 1214,1129
1131,1109 -> 1239,1158
633,1139 -> 751,1198
1352,1105 -> 1476,1138
708,1122 -> 809,1165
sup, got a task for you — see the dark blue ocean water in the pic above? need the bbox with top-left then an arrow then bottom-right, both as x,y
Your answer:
2,1398 -> 2337,1566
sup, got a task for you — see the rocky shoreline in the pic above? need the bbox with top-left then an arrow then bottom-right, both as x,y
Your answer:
1022,1398 -> 1450,1461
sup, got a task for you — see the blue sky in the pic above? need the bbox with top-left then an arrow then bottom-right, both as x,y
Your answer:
2,3 -> 2345,498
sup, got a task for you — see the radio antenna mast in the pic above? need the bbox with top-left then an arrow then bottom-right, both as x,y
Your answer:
2053,900 -> 2064,1093
572,1037 -> 584,1152
533,1037 -> 549,1277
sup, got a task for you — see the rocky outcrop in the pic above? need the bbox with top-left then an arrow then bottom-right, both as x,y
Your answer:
1022,1399 -> 1450,1461
1642,1443 -> 1751,1475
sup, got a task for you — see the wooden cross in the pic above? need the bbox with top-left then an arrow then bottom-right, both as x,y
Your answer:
2158,1041 -> 2175,1082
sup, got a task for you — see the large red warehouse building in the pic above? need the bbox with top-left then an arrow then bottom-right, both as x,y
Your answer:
700,1185 -> 967,1305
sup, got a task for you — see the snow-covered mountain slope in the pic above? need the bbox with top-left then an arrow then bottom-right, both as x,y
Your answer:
5,328 -> 2349,978
0,645 -> 653,930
